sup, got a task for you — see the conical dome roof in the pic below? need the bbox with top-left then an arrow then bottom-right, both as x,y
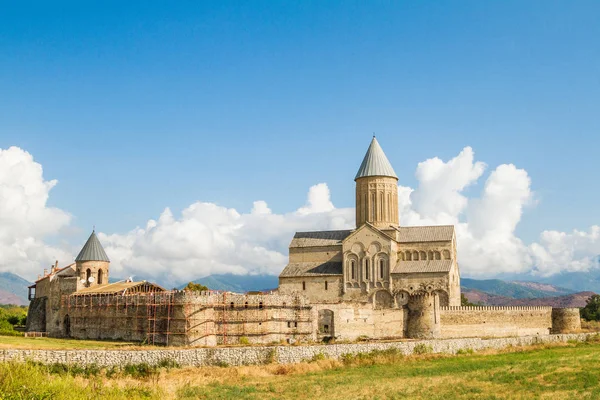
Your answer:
75,231 -> 110,262
354,137 -> 398,180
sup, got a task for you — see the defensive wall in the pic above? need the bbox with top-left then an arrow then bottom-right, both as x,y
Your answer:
53,290 -> 580,345
439,306 -> 558,339
62,291 -> 313,346
1,333 -> 594,367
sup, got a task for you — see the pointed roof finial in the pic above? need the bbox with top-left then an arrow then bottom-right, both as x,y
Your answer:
354,137 -> 398,180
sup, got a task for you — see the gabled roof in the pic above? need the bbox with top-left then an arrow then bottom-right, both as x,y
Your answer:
289,230 -> 353,248
280,261 -> 343,277
393,225 -> 454,243
355,137 -> 398,180
393,260 -> 453,274
73,281 -> 165,295
75,231 -> 110,262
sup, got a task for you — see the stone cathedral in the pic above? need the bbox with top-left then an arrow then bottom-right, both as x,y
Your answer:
279,137 -> 461,309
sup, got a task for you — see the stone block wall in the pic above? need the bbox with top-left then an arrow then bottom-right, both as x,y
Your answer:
439,306 -> 553,338
1,333 -> 593,367
62,291 -> 313,347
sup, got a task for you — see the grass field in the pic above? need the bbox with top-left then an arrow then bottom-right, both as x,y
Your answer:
0,335 -> 148,350
2,339 -> 600,399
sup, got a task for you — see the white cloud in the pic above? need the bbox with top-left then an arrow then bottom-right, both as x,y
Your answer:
0,147 -> 72,281
98,183 -> 353,288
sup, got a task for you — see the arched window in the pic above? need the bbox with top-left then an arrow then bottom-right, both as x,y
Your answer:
428,251 -> 434,260
413,251 -> 419,261
434,251 -> 441,260
371,193 -> 376,221
379,259 -> 385,279
85,268 -> 91,283
350,260 -> 356,280
97,269 -> 103,284
365,259 -> 370,280
419,251 -> 426,260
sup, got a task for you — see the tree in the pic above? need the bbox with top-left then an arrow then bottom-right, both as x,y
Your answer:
581,294 -> 600,321
183,282 -> 209,292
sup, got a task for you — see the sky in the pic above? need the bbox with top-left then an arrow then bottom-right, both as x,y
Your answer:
1,1 -> 599,286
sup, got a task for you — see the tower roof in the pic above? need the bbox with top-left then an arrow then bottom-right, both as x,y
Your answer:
75,231 -> 110,262
354,137 -> 398,180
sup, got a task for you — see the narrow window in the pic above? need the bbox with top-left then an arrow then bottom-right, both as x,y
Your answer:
350,260 -> 356,280
97,269 -> 103,284
244,302 -> 248,309
365,259 -> 370,280
294,322 -> 298,328
85,268 -> 91,283
287,322 -> 291,328
371,193 -> 376,221
230,302 -> 234,309
324,324 -> 329,333
302,281 -> 306,290
259,302 -> 263,309
379,259 -> 384,279
325,281 -> 328,290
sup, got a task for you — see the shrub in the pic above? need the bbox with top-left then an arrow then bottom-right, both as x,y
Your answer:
239,336 -> 250,345
413,344 -> 433,355
456,348 -> 474,355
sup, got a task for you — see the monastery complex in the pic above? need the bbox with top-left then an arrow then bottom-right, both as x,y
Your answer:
26,138 -> 581,345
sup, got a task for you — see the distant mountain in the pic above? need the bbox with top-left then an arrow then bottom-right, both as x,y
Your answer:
463,288 -> 594,308
188,274 -> 279,293
0,272 -> 31,305
461,278 -> 574,299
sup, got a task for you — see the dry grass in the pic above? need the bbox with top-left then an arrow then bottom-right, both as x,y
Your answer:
3,339 -> 600,399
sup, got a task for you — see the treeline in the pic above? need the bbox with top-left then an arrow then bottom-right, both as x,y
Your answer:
0,304 -> 27,336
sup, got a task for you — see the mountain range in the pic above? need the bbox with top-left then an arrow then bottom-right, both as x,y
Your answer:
0,272 -> 31,305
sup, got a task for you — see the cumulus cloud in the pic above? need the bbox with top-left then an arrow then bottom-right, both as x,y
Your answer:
0,147 -> 72,280
398,147 -> 598,277
98,183 -> 353,288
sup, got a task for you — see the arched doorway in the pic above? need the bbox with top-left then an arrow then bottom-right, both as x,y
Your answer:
63,314 -> 70,337
318,309 -> 334,338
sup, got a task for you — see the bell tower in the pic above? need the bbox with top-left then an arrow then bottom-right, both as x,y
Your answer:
355,137 -> 399,229
75,230 -> 110,290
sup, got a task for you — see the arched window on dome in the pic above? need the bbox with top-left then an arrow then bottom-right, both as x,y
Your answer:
97,269 -> 103,285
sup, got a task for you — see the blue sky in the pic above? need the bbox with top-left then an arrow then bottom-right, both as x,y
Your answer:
1,1 -> 599,249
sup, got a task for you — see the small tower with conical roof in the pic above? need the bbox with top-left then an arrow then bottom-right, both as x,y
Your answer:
75,230 -> 110,290
355,137 -> 399,229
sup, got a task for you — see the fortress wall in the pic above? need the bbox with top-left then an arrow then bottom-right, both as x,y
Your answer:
63,291 -> 313,347
439,306 -> 553,338
313,303 -> 405,340
2,333 -> 594,367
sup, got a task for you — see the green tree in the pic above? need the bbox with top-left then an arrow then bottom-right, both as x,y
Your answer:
183,282 -> 209,292
581,294 -> 600,321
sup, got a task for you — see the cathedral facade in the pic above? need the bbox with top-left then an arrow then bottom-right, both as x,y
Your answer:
279,137 -> 461,309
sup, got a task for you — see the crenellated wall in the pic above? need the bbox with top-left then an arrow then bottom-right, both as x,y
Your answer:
439,306 -> 553,338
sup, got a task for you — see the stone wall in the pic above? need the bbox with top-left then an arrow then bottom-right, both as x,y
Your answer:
25,297 -> 46,332
62,291 -> 313,346
1,333 -> 593,367
440,306 -> 553,338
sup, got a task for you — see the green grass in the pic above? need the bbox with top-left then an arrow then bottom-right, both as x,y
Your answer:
0,335 -> 148,350
3,341 -> 600,399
